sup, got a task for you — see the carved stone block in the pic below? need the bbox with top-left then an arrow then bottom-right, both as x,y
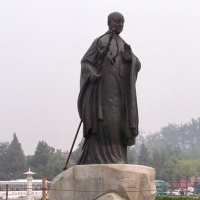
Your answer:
49,164 -> 156,200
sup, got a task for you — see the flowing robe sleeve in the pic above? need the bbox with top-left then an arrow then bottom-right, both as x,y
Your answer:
128,55 -> 141,132
78,38 -> 101,138
122,48 -> 141,146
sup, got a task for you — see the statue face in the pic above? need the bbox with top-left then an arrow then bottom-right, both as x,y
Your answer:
108,14 -> 124,35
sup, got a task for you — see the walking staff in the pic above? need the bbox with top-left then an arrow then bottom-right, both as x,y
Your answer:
63,29 -> 119,170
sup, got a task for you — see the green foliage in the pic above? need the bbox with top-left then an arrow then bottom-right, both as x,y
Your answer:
127,146 -> 137,164
140,118 -> 200,183
71,139 -> 84,163
0,142 -> 9,180
46,152 -> 74,181
156,197 -> 200,200
27,141 -> 75,180
180,160 -> 196,189
148,118 -> 200,159
152,149 -> 162,179
194,159 -> 200,177
138,143 -> 151,166
5,133 -> 27,180
134,130 -> 146,155
28,141 -> 55,178
160,154 -> 183,186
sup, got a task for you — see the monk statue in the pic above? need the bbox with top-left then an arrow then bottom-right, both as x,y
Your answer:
77,12 -> 141,164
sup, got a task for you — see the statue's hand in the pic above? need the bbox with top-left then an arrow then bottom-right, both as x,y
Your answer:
90,73 -> 101,83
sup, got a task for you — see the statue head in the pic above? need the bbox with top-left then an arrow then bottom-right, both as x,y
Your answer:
108,12 -> 124,35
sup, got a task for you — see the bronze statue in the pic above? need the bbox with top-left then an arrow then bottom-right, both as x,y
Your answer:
77,12 -> 141,164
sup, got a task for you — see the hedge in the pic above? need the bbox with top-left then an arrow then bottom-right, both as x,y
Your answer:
156,197 -> 200,200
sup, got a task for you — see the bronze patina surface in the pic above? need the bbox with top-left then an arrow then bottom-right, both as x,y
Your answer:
78,12 -> 141,164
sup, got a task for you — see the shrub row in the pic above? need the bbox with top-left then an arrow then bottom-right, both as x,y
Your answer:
156,197 -> 200,200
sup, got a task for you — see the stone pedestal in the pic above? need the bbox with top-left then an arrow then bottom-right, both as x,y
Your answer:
49,164 -> 156,200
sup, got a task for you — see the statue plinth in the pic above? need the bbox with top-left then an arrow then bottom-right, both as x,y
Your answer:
49,164 -> 156,200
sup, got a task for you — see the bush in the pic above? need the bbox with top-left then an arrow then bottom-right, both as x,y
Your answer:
156,197 -> 200,200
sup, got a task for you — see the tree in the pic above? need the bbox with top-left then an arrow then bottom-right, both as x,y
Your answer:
6,133 -> 27,180
160,156 -> 178,186
134,130 -> 146,157
180,160 -> 196,191
127,146 -> 137,164
28,141 -> 55,179
151,149 -> 162,179
194,159 -> 200,180
46,153 -> 74,181
160,149 -> 184,187
0,142 -> 9,180
153,118 -> 200,159
138,143 -> 151,166
71,139 -> 84,163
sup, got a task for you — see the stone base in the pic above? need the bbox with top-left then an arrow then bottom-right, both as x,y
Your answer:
49,164 -> 156,200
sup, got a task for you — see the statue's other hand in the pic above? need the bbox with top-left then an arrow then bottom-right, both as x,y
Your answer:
90,73 -> 101,83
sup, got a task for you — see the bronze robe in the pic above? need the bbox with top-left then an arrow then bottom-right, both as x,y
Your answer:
77,33 -> 141,164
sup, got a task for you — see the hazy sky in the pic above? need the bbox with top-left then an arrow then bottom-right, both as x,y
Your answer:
0,0 -> 200,155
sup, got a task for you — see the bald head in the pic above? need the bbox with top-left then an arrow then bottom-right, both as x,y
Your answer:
108,12 -> 124,22
107,12 -> 124,35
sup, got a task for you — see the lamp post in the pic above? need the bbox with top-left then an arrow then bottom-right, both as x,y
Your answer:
24,169 -> 36,200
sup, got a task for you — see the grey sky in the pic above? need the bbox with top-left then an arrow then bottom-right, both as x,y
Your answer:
0,0 -> 200,155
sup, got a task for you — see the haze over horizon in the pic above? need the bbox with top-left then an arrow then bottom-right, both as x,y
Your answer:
1,0 -> 200,155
